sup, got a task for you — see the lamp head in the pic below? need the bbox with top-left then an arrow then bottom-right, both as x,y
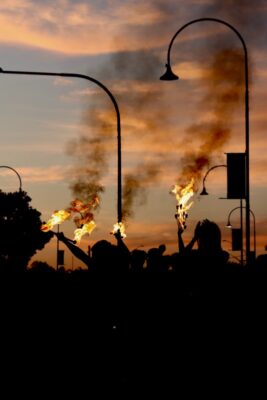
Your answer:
200,186 -> 208,196
160,64 -> 179,81
225,221 -> 232,229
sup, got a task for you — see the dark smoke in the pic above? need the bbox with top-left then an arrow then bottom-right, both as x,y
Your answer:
66,0 -> 261,219
203,0 -> 266,31
101,50 -> 162,82
66,134 -> 108,205
103,50 -> 167,219
173,0 -> 264,190
67,48 -> 165,220
178,48 -> 245,189
122,163 -> 160,220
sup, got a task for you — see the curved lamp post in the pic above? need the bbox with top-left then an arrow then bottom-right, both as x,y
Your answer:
226,206 -> 256,261
0,165 -> 22,191
160,17 -> 251,265
200,164 -> 227,195
0,67 -> 122,226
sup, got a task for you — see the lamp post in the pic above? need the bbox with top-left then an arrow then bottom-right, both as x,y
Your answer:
0,67 -> 122,226
200,164 -> 227,196
160,17 -> 251,265
0,165 -> 22,191
226,206 -> 256,262
199,163 -> 244,265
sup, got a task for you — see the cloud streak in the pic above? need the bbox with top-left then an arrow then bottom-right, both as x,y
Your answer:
0,0 -> 181,54
8,165 -> 68,183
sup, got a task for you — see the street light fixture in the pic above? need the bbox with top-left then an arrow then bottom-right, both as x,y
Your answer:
160,17 -> 251,265
0,67 -> 122,226
226,206 -> 256,262
0,165 -> 22,191
200,164 -> 227,196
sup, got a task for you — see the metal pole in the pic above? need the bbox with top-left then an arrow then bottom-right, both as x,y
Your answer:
0,68 -> 122,224
240,199 -> 244,266
162,17 -> 250,265
200,164 -> 227,194
0,165 -> 22,191
253,212 -> 256,258
56,224 -> 59,270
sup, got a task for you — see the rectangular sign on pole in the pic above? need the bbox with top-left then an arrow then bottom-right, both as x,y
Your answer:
57,249 -> 65,266
232,228 -> 243,251
227,153 -> 246,199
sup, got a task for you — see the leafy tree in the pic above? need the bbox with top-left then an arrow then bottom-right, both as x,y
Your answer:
0,190 -> 53,269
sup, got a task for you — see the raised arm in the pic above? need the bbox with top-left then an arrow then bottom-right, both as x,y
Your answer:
177,223 -> 186,253
54,232 -> 90,268
177,221 -> 200,253
115,230 -> 131,257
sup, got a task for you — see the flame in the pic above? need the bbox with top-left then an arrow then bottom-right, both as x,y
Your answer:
111,222 -> 127,238
73,210 -> 94,227
73,220 -> 96,244
41,197 -> 99,243
68,196 -> 99,213
41,210 -> 71,232
171,178 -> 195,231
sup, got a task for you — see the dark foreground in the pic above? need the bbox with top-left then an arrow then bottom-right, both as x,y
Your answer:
1,264 -> 267,395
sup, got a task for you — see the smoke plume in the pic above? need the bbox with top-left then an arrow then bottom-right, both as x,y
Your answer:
66,107 -> 114,206
66,0 -> 260,220
122,162 -> 160,221
109,51 -> 168,219
178,48 -> 245,188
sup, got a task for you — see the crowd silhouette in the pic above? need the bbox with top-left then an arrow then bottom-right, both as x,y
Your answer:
1,194 -> 267,390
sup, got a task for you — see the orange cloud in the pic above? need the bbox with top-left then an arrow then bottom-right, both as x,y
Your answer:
17,165 -> 69,183
0,1 -> 233,55
0,0 -> 168,54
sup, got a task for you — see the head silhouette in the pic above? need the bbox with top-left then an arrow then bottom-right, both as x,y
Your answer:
196,219 -> 222,255
91,240 -> 114,268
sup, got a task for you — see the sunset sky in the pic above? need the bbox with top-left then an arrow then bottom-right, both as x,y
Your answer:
0,0 -> 266,268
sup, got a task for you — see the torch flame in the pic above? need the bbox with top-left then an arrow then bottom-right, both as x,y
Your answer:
111,222 -> 127,238
41,197 -> 99,244
41,210 -> 71,232
68,196 -> 99,214
73,220 -> 96,244
171,178 -> 195,230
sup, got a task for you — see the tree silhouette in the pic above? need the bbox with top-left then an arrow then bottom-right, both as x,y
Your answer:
0,190 -> 53,269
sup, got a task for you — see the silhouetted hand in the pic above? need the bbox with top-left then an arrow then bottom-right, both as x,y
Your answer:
54,231 -> 77,244
53,231 -> 66,241
114,229 -> 123,240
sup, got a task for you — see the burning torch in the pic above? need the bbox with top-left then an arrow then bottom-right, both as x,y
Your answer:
111,221 -> 127,239
171,178 -> 195,231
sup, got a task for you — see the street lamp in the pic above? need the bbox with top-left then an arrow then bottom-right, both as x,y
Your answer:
160,17 -> 251,265
199,162 -> 244,265
200,164 -> 227,196
226,206 -> 256,262
0,67 -> 122,226
0,165 -> 22,191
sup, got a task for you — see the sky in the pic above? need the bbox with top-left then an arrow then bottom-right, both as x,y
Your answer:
0,0 -> 266,268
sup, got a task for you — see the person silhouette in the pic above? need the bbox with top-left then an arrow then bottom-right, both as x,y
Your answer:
53,230 -> 130,273
177,219 -> 229,295
178,219 -> 229,263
